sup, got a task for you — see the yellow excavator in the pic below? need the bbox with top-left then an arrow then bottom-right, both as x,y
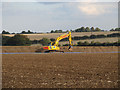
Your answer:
42,31 -> 73,53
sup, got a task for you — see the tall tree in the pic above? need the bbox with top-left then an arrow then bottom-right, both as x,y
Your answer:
115,28 -> 120,31
85,27 -> 90,32
90,27 -> 95,32
95,27 -> 101,31
58,30 -> 62,33
21,31 -> 26,34
81,27 -> 85,32
51,30 -> 54,33
28,30 -> 32,34
55,30 -> 59,33
110,28 -> 115,31
2,30 -> 10,34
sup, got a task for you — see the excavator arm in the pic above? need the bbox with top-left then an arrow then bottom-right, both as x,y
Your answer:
43,31 -> 73,52
53,31 -> 72,46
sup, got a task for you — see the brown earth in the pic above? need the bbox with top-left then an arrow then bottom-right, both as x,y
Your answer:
2,46 -> 119,88
2,46 -> 119,53
2,53 -> 118,88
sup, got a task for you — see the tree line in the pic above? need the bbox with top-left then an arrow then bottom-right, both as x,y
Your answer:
77,40 -> 120,46
50,33 -> 120,42
63,41 -> 120,46
50,27 -> 120,33
110,28 -> 120,31
2,34 -> 120,46
2,35 -> 51,46
2,27 -> 120,34
2,30 -> 34,34
2,34 -> 31,46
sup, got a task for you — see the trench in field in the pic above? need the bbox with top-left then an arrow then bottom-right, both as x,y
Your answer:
0,51 -> 120,54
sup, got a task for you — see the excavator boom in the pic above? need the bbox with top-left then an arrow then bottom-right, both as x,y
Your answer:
43,31 -> 72,52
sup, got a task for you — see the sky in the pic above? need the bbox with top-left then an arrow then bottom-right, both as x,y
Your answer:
1,0 -> 119,33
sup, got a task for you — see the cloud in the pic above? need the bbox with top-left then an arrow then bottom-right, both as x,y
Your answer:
2,0 -> 37,2
77,2 -> 117,15
2,0 -> 119,2
78,3 -> 105,15
74,0 -> 119,2
2,2 -> 118,33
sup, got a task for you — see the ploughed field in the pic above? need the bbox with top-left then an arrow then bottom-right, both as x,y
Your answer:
2,46 -> 119,53
3,31 -> 119,44
3,31 -> 118,40
2,46 -> 119,88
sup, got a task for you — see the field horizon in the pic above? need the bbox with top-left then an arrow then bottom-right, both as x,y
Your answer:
2,31 -> 119,45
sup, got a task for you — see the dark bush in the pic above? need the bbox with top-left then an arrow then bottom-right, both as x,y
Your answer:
107,33 -> 120,37
50,38 -> 55,42
31,40 -> 39,44
5,34 -> 31,46
90,35 -> 97,39
77,41 -> 84,46
83,41 -> 89,46
96,34 -> 106,38
2,36 -> 11,45
82,36 -> 89,39
39,38 -> 51,46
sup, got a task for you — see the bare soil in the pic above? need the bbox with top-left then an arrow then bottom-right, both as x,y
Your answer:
2,46 -> 119,53
2,46 -> 119,88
